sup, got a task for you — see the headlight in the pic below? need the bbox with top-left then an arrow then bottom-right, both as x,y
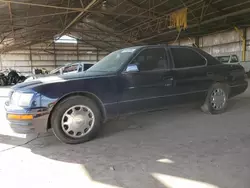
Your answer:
11,92 -> 34,107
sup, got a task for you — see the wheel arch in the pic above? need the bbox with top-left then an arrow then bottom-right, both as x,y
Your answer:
47,91 -> 107,130
213,81 -> 231,94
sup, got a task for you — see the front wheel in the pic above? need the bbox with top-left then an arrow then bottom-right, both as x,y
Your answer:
51,96 -> 101,144
201,83 -> 229,114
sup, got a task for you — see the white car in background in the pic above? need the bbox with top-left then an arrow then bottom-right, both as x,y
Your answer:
215,55 -> 250,76
25,62 -> 94,82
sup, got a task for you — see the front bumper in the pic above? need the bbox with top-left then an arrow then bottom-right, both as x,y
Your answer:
5,104 -> 50,134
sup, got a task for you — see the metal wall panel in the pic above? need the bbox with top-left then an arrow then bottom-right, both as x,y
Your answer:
0,42 -> 108,73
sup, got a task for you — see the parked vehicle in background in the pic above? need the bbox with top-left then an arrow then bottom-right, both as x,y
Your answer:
50,62 -> 94,75
0,69 -> 26,86
33,68 -> 49,75
25,62 -> 94,82
0,72 -> 7,86
6,70 -> 26,85
215,54 -> 250,76
5,45 -> 248,144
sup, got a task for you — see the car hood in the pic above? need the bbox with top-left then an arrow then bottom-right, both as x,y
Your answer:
12,71 -> 114,90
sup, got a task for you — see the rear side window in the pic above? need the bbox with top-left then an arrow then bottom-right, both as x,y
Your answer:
171,47 -> 206,68
196,49 -> 221,65
131,48 -> 167,71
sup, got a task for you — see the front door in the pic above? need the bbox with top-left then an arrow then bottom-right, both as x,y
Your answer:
118,47 -> 174,114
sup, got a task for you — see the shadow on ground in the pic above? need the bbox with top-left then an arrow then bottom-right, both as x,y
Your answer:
1,96 -> 250,188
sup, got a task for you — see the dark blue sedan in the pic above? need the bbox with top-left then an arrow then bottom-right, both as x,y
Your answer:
5,45 -> 248,144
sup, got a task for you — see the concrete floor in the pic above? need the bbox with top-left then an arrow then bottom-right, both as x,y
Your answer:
0,87 -> 250,188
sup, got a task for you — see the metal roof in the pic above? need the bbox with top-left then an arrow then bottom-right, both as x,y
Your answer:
1,0 -> 250,52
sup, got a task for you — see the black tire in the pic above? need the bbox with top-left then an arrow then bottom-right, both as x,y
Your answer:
201,83 -> 229,114
0,78 -> 5,86
247,71 -> 250,78
2,76 -> 7,85
18,76 -> 26,83
51,96 -> 102,144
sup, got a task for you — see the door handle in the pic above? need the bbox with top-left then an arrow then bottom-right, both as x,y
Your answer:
162,76 -> 173,81
162,76 -> 173,86
207,72 -> 214,76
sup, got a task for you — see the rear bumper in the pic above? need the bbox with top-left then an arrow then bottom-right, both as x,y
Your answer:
5,105 -> 50,134
229,80 -> 248,97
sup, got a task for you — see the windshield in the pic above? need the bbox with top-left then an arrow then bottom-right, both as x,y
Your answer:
87,47 -> 141,72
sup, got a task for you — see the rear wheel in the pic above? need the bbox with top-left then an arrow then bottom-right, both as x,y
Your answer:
51,96 -> 101,144
201,83 -> 229,114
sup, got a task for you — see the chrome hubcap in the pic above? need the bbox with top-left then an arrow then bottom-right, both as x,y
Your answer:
61,105 -> 95,138
210,88 -> 226,110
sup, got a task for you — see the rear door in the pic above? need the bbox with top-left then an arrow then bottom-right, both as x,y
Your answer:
118,47 -> 174,114
169,47 -> 212,103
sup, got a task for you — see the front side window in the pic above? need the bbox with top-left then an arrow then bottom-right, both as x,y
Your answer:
131,48 -> 167,71
171,47 -> 206,68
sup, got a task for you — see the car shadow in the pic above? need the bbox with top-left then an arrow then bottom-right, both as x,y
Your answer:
1,99 -> 250,188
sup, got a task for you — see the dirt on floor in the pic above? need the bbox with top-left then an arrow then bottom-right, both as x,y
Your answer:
0,87 -> 250,188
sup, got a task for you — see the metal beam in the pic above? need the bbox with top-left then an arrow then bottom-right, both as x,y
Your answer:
82,32 -> 121,49
121,0 -> 203,33
7,2 -> 14,38
113,0 -> 170,29
126,0 -> 160,17
0,11 -> 77,22
133,6 -> 250,43
0,0 -> 155,18
82,21 -> 134,45
0,23 -> 125,36
46,0 -> 99,49
104,0 -> 148,26
64,0 -> 71,26
76,38 -> 112,52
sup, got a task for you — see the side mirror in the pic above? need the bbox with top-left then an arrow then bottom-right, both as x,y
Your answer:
126,64 -> 139,72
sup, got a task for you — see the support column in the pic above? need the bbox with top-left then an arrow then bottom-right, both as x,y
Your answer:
96,48 -> 99,61
0,54 -> 2,70
76,41 -> 79,61
29,46 -> 33,73
242,28 -> 246,61
53,42 -> 56,68
235,27 -> 246,61
194,36 -> 200,48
